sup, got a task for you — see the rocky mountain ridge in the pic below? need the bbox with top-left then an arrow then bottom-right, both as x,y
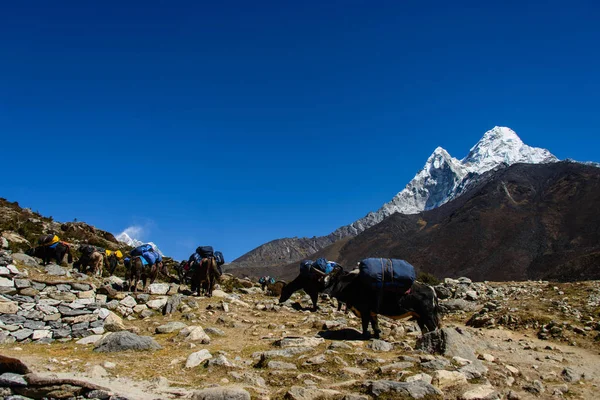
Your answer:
231,127 -> 560,271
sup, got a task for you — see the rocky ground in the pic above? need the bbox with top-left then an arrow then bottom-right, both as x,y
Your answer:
1,246 -> 600,399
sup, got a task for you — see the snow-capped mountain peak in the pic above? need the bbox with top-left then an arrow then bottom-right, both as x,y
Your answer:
329,126 -> 558,240
463,126 -> 557,172
115,232 -> 164,256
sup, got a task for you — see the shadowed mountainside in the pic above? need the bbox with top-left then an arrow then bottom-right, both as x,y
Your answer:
229,162 -> 600,282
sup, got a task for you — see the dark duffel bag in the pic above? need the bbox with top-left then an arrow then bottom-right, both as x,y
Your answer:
196,246 -> 214,258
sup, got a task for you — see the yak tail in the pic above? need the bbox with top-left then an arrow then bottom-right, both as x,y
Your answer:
430,284 -> 442,329
210,257 -> 220,282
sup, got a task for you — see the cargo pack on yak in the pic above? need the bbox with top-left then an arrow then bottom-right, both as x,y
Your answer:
279,258 -> 344,311
74,244 -> 106,276
104,249 -> 123,275
359,258 -> 416,293
130,244 -> 162,267
27,234 -> 73,266
323,258 -> 440,339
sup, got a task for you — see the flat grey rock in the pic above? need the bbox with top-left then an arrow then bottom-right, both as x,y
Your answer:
192,386 -> 250,400
0,372 -> 27,386
369,380 -> 443,398
94,331 -> 162,352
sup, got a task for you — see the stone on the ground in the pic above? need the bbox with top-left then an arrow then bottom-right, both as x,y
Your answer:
405,373 -> 433,384
0,277 -> 14,288
179,326 -> 211,343
191,386 -> 250,400
119,296 -> 137,308
76,335 -> 104,345
562,367 -> 584,382
0,372 -> 27,386
186,349 -> 213,368
156,321 -> 187,334
267,360 -> 297,370
368,380 -> 443,398
274,336 -> 324,348
285,386 -> 341,399
147,297 -> 168,309
148,283 -> 170,295
163,294 -> 183,315
45,264 -> 67,276
432,370 -> 468,389
103,311 -> 126,332
369,339 -> 393,352
11,253 -> 39,267
0,301 -> 18,314
459,385 -> 500,400
94,331 -> 162,352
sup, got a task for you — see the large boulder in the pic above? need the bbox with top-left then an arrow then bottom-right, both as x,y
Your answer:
186,349 -> 213,368
103,311 -> 126,332
11,253 -> 39,267
416,328 -> 478,361
44,264 -> 67,276
416,327 -> 488,378
148,283 -> 170,295
94,331 -> 162,352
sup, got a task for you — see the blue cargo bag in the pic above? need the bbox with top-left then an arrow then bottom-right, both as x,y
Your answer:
359,258 -> 416,293
189,252 -> 202,265
313,258 -> 335,274
214,251 -> 225,266
131,244 -> 154,257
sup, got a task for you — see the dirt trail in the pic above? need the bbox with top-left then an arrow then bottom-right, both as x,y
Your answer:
457,325 -> 600,399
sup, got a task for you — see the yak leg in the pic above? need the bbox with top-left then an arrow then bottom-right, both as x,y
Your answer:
371,314 -> 381,339
149,265 -> 158,286
142,274 -> 149,292
310,291 -> 319,312
361,313 -> 371,339
207,276 -> 212,297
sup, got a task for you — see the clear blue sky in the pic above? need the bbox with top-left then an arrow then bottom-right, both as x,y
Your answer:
1,1 -> 599,261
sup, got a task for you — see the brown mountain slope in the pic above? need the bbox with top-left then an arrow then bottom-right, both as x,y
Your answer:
229,162 -> 600,282
231,236 -> 335,270
0,198 -> 121,252
331,161 -> 600,281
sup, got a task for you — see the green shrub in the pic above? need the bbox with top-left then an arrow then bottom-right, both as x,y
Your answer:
417,271 -> 441,286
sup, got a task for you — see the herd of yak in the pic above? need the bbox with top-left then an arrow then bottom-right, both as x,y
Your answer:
24,236 -> 441,339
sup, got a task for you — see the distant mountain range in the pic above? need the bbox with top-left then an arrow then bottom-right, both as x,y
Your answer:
231,161 -> 600,282
230,126 -> 559,271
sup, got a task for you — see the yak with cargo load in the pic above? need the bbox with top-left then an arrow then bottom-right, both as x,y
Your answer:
323,258 -> 440,339
279,258 -> 343,311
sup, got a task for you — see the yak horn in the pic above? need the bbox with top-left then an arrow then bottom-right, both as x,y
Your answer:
310,267 -> 327,276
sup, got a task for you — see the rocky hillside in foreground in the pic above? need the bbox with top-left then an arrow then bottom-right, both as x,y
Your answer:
230,127 -> 559,272
1,247 -> 600,399
0,198 -> 122,252
0,198 -> 179,275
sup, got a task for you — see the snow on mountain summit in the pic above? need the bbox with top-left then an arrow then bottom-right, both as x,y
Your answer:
463,126 -> 558,172
115,231 -> 164,256
330,126 -> 558,239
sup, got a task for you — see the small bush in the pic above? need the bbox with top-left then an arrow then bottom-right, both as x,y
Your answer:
417,271 -> 441,286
